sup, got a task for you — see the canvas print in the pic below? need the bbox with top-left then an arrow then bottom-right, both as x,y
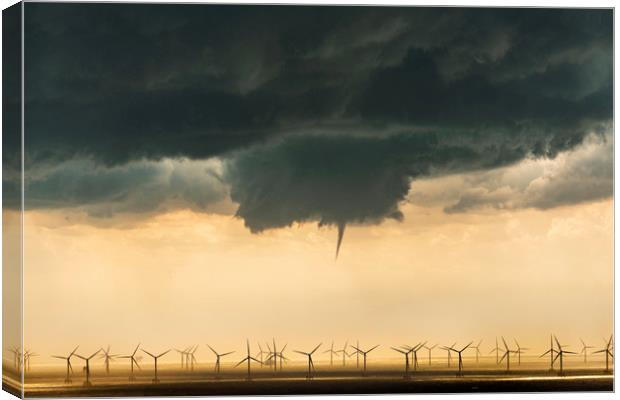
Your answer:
1,2 -> 614,397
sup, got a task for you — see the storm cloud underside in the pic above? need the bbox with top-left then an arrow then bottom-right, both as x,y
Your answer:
10,5 -> 613,253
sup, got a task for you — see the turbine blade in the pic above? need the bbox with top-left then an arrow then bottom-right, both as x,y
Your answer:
141,349 -> 156,358
234,357 -> 249,368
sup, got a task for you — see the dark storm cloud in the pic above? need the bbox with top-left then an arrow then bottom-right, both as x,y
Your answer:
17,5 -> 613,240
23,6 -> 611,163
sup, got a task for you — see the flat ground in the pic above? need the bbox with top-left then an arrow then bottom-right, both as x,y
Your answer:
3,366 -> 613,397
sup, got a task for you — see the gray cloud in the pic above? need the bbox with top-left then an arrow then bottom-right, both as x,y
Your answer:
404,132 -> 613,214
223,124 -> 610,238
6,5 -> 612,252
24,158 -> 229,218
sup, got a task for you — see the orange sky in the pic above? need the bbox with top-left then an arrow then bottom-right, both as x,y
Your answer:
19,194 -> 612,364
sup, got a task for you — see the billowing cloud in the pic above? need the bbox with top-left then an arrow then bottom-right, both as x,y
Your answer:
24,158 -> 229,218
6,5 -> 613,254
407,132 -> 613,214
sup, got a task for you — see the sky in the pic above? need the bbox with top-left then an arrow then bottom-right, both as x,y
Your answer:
1,5 -> 613,365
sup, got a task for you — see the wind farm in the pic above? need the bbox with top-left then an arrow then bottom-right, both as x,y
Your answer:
4,334 -> 613,397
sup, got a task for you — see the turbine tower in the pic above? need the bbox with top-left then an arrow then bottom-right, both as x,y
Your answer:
99,346 -> 118,374
579,338 -> 594,364
188,345 -> 198,371
234,340 -> 262,380
489,337 -> 500,364
255,343 -> 268,367
323,341 -> 339,367
470,339 -> 483,363
24,350 -> 37,372
441,342 -> 456,367
174,347 -> 189,369
499,337 -> 516,373
207,344 -> 234,377
118,344 -> 141,381
294,343 -> 322,380
553,335 -> 576,376
593,334 -> 614,374
351,344 -> 379,376
401,342 -> 424,371
423,344 -> 437,367
352,340 -> 361,368
540,334 -> 556,371
513,339 -> 528,366
335,341 -> 350,366
74,349 -> 101,387
265,339 -> 288,372
445,342 -> 472,377
142,348 -> 171,383
391,346 -> 413,379
51,345 -> 79,383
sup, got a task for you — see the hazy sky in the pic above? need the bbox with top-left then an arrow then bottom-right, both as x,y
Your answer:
2,5 -> 613,365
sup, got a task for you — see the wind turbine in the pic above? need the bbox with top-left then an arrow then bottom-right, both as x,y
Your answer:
24,350 -> 37,372
118,344 -> 141,381
445,342 -> 472,376
335,341 -> 350,366
470,339 -> 483,364
593,334 -> 614,373
412,342 -> 426,370
323,341 -> 338,367
553,335 -> 576,376
540,334 -> 556,371
513,339 -> 528,366
235,340 -> 262,380
401,342 -> 424,371
7,347 -> 21,370
353,340 -> 360,368
75,349 -> 101,387
499,337 -> 516,373
351,344 -> 379,376
52,346 -> 79,383
174,347 -> 189,369
579,338 -> 594,364
255,343 -> 268,367
99,346 -> 118,374
188,345 -> 198,371
142,348 -> 171,383
440,342 -> 456,367
276,343 -> 289,371
207,344 -> 234,377
294,343 -> 322,380
489,337 -> 500,364
266,339 -> 288,372
391,346 -> 413,379
423,344 -> 437,366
